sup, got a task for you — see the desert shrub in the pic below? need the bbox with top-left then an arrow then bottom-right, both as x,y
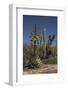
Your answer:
23,45 -> 42,69
27,56 -> 42,69
23,43 -> 57,70
23,45 -> 30,69
45,57 -> 57,64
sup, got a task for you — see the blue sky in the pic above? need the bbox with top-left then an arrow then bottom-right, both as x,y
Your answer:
23,15 -> 57,46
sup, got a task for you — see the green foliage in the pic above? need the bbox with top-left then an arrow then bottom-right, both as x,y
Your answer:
23,44 -> 57,69
27,56 -> 42,69
45,57 -> 57,64
23,45 -> 30,68
23,45 -> 42,69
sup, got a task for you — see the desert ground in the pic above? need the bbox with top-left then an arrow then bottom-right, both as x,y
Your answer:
23,64 -> 57,75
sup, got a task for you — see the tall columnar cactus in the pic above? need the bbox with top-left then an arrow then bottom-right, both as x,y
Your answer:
43,28 -> 46,58
28,24 -> 42,68
46,35 -> 55,58
30,24 -> 41,56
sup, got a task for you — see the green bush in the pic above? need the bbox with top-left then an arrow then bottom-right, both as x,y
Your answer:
45,57 -> 57,64
28,56 -> 42,69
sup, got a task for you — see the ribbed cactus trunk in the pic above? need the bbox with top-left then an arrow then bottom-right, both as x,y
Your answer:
43,28 -> 46,58
34,24 -> 37,56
